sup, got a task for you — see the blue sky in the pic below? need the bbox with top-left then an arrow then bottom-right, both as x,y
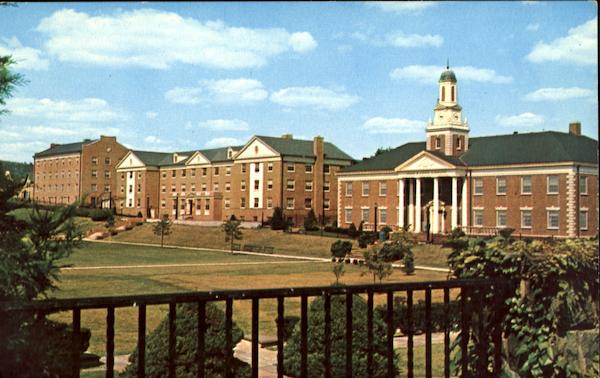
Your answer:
0,1 -> 597,163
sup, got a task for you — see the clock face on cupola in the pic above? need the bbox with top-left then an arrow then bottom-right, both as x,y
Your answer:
426,64 -> 470,157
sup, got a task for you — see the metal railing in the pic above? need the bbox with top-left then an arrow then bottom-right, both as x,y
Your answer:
0,279 -> 503,378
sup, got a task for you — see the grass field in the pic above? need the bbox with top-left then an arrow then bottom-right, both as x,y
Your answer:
49,241 -> 453,357
8,207 -> 104,234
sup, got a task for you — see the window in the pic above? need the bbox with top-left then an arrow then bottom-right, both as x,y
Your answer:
202,168 -> 207,176
224,199 -> 230,209
201,183 -> 207,192
105,157 -> 111,165
171,185 -> 176,192
137,198 -> 141,208
287,180 -> 295,191
344,208 -> 352,224
121,186 -> 125,193
254,164 -> 260,173
172,170 -> 176,177
305,181 -> 313,191
268,163 -> 273,172
435,137 -> 441,149
286,198 -> 295,209
496,177 -> 507,195
213,183 -> 219,192
579,176 -> 588,194
191,184 -> 196,192
138,172 -> 142,179
304,198 -> 312,209
128,199 -> 133,208
521,176 -> 532,195
254,180 -> 260,190
91,170 -> 97,178
241,164 -> 246,173
162,171 -> 166,179
580,210 -> 588,230
161,185 -> 166,193
267,180 -> 273,190
496,209 -> 507,227
456,137 -> 462,150
305,164 -> 313,173
324,165 -> 330,174
266,198 -> 273,209
521,210 -> 532,228
182,169 -> 186,177
346,182 -> 353,196
91,184 -> 97,192
92,157 -> 98,165
240,197 -> 246,208
172,201 -> 177,210
361,208 -> 370,223
103,184 -> 110,192
474,178 -> 483,195
287,164 -> 295,172
324,181 -> 330,192
441,86 -> 445,102
473,209 -> 484,227
137,184 -> 142,192
241,181 -> 246,191
254,198 -> 259,208
379,208 -> 387,224
362,182 -> 369,196
180,185 -> 186,193
225,183 -> 231,192
226,167 -> 231,176
547,175 -> 559,194
379,182 -> 387,196
324,199 -> 330,210
547,209 -> 560,229
161,200 -> 166,208
104,170 -> 110,179
196,200 -> 201,210
205,200 -> 210,211
214,167 -> 219,176
191,169 -> 196,177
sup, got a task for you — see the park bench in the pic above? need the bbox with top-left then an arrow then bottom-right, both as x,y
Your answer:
231,243 -> 241,251
263,246 -> 274,254
242,244 -> 263,252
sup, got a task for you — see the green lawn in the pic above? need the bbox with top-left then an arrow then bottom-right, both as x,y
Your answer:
49,241 -> 451,356
8,207 -> 103,234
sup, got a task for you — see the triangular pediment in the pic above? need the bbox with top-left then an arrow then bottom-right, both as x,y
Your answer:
395,151 -> 456,172
235,137 -> 280,160
186,151 -> 210,166
117,151 -> 145,169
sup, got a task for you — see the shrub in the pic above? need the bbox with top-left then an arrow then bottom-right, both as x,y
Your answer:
283,294 -> 397,377
330,240 -> 352,258
271,207 -> 287,230
89,209 -> 112,221
303,209 -> 319,231
358,232 -> 377,248
375,297 -> 460,335
379,243 -> 404,262
347,223 -> 359,238
122,302 -> 250,378
279,315 -> 300,341
380,226 -> 392,240
402,250 -> 415,275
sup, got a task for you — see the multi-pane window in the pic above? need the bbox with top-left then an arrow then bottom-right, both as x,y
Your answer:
304,198 -> 312,209
324,181 -> 330,192
267,180 -> 273,190
305,181 -> 313,191
137,184 -> 142,192
496,209 -> 507,227
344,208 -> 352,224
474,178 -> 483,195
121,186 -> 125,193
547,176 -> 559,194
241,181 -> 246,191
161,172 -> 166,179
361,208 -> 370,223
104,170 -> 110,179
91,184 -> 97,192
226,167 -> 231,176
346,182 -> 353,196
286,198 -> 295,209
202,168 -> 207,176
105,157 -> 111,165
241,164 -> 246,173
254,164 -> 260,173
324,199 -> 330,210
172,170 -> 176,177
521,210 -> 532,228
287,164 -> 295,172
225,183 -> 231,192
287,180 -> 295,191
91,170 -> 97,178
521,176 -> 532,194
266,198 -> 273,209
580,210 -> 588,230
214,167 -> 220,176
191,169 -> 196,177
473,209 -> 484,227
268,163 -> 273,172
362,182 -> 369,196
205,200 -> 210,211
496,177 -> 507,195
137,198 -> 141,208
240,197 -> 246,208
191,184 -> 196,192
171,185 -> 176,192
254,198 -> 260,208
182,169 -> 186,177
254,180 -> 260,190
161,200 -> 166,208
547,209 -> 560,229
201,183 -> 207,192
379,182 -> 387,196
324,165 -> 330,174
224,199 -> 230,209
161,185 -> 166,193
579,176 -> 588,194
92,157 -> 98,165
181,185 -> 186,193
379,208 -> 387,224
305,164 -> 313,173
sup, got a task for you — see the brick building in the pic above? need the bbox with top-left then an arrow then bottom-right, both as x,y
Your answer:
32,136 -> 129,207
337,67 -> 598,238
114,135 -> 353,224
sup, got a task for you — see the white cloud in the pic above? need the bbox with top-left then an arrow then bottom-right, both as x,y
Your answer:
198,119 -> 249,131
387,32 -> 443,48
204,137 -> 244,148
362,117 -> 425,134
524,87 -> 594,102
6,97 -> 127,123
145,111 -> 158,119
390,65 -> 512,84
527,18 -> 597,65
144,135 -> 162,144
37,8 -> 316,70
0,37 -> 49,71
367,2 -> 435,14
526,23 -> 540,31
165,78 -> 267,105
270,86 -> 359,110
495,112 -> 544,127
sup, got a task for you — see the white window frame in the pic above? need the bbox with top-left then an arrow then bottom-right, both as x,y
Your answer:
520,209 -> 532,229
379,208 -> 387,224
379,182 -> 387,197
324,181 -> 330,192
254,197 -> 260,208
286,198 -> 295,209
241,180 -> 246,191
267,180 -> 273,191
579,176 -> 588,195
362,182 -> 369,197
305,180 -> 313,192
240,197 -> 246,209
304,198 -> 312,209
324,199 -> 330,210
266,197 -> 273,209
361,208 -> 370,224
579,209 -> 588,230
496,177 -> 507,195
287,163 -> 295,172
474,178 -> 484,195
546,209 -> 560,230
305,164 -> 313,173
521,176 -> 532,195
547,175 -> 559,195
473,208 -> 484,227
496,209 -> 507,228
344,208 -> 352,224
346,182 -> 353,196
287,180 -> 295,191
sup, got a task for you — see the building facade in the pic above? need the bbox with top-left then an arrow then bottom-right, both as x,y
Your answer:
114,135 -> 353,224
337,67 -> 598,238
32,136 -> 129,207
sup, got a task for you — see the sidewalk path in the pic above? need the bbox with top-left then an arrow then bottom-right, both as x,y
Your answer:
62,260 -> 325,271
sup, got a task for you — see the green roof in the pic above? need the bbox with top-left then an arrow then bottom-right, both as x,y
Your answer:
439,69 -> 457,82
33,139 -> 97,158
257,135 -> 353,161
131,150 -> 173,166
342,131 -> 598,173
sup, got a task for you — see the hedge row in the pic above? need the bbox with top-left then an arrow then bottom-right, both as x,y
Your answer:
375,296 -> 460,335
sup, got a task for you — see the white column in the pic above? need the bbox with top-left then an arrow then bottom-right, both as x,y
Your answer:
451,177 -> 458,230
415,178 -> 422,232
408,179 -> 414,231
398,179 -> 405,228
461,177 -> 468,228
433,177 -> 439,234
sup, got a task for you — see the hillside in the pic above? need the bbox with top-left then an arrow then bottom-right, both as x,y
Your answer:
0,160 -> 33,180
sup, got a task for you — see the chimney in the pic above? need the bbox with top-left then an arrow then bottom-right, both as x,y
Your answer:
50,143 -> 59,148
173,153 -> 178,163
569,122 -> 581,136
281,133 -> 293,139
100,135 -> 117,142
313,136 -> 324,157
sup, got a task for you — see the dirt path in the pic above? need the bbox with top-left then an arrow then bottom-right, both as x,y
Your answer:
62,260 -> 326,271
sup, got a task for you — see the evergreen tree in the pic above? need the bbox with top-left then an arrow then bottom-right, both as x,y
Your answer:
153,214 -> 172,248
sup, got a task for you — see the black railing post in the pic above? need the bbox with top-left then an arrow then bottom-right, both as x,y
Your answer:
443,288 -> 450,378
277,296 -> 284,378
425,288 -> 432,378
225,298 -> 233,378
346,292 -> 353,378
252,298 -> 259,378
407,290 -> 414,378
168,302 -> 176,378
477,289 -> 486,376
300,294 -> 308,378
324,293 -> 332,378
72,308 -> 81,378
137,304 -> 146,378
367,290 -> 374,378
461,287 -> 470,378
107,306 -> 115,378
492,284 -> 504,376
197,301 -> 206,378
386,291 -> 394,378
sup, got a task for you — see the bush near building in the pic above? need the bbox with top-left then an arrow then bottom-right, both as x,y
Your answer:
330,240 -> 352,258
